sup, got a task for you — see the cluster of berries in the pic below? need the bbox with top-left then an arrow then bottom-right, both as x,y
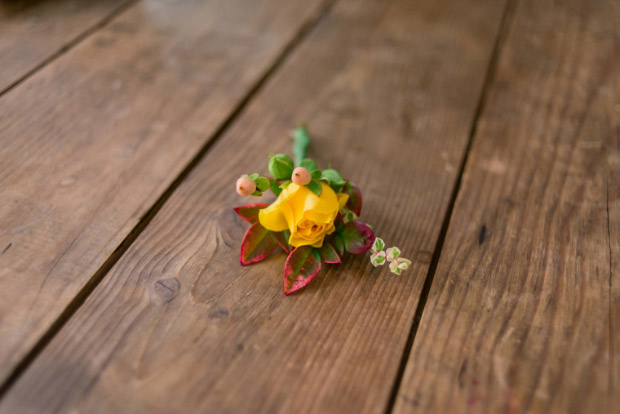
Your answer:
236,166 -> 312,197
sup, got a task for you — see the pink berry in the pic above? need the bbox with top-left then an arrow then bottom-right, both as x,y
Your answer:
236,176 -> 256,196
292,167 -> 311,185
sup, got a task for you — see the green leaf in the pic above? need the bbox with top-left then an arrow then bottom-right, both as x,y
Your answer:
311,169 -> 322,180
311,249 -> 321,262
306,179 -> 322,196
240,222 -> 278,265
389,260 -> 402,275
268,153 -> 294,180
280,180 -> 292,189
269,179 -> 282,196
341,221 -> 375,254
291,125 -> 311,166
331,184 -> 344,194
250,190 -> 262,196
343,210 -> 357,223
388,258 -> 410,274
248,173 -> 259,181
370,251 -> 386,267
386,247 -> 401,261
284,246 -> 321,294
397,258 -> 411,270
299,158 -> 318,172
371,237 -> 385,253
330,233 -> 345,257
255,177 -> 270,192
321,169 -> 345,186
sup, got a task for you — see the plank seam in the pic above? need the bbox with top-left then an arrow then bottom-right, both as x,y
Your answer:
0,0 -> 337,400
0,0 -> 138,98
383,1 -> 518,412
607,173 -> 613,407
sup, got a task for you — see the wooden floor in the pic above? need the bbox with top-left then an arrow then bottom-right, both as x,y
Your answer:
0,0 -> 617,412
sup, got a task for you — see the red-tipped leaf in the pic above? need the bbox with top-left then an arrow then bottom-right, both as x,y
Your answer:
318,243 -> 341,264
284,246 -> 321,294
273,229 -> 292,253
240,222 -> 278,265
234,203 -> 269,224
343,182 -> 362,215
341,221 -> 375,254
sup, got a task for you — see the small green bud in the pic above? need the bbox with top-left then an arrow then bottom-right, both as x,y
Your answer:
268,154 -> 294,179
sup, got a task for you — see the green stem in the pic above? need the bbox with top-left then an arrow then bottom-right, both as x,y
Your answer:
291,124 -> 310,166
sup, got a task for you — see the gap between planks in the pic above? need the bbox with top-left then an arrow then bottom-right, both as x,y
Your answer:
0,0 -> 138,98
0,0 -> 337,400
383,0 -> 517,412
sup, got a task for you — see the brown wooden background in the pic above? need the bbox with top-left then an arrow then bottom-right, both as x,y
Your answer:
0,0 -> 617,412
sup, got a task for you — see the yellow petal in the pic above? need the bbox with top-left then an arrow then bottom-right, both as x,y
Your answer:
280,199 -> 297,233
258,201 -> 288,232
303,209 -> 332,224
305,183 -> 339,214
287,185 -> 313,224
289,233 -> 325,248
337,193 -> 349,210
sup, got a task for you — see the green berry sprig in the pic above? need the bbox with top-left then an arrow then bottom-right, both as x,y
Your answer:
236,125 -> 347,198
369,238 -> 411,275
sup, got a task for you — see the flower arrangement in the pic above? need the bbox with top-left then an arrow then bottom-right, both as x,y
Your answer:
234,125 -> 410,294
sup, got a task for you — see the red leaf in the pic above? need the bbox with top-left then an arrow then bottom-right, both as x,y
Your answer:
273,230 -> 292,253
341,221 -> 375,254
234,203 -> 269,224
284,246 -> 321,294
240,222 -> 278,265
343,182 -> 362,215
318,243 -> 341,264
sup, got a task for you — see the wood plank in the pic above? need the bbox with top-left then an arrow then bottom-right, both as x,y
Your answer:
0,0 -> 328,386
0,0 -> 507,412
394,0 -> 620,412
0,0 -> 130,92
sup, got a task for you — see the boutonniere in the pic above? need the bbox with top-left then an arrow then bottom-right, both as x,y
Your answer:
234,125 -> 410,294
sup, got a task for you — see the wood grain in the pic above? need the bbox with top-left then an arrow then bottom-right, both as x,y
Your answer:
0,0 -> 131,92
0,0 -> 507,412
394,0 -> 620,412
0,0 -> 328,386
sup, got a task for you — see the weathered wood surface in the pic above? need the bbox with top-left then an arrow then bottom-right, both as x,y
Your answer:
0,0 -> 130,92
0,0 -> 328,387
394,0 -> 620,412
0,0 -> 507,412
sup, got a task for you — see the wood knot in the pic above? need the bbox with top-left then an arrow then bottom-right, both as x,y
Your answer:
209,307 -> 230,318
152,277 -> 180,304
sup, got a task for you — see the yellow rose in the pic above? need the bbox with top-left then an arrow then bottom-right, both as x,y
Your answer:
259,183 -> 348,248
